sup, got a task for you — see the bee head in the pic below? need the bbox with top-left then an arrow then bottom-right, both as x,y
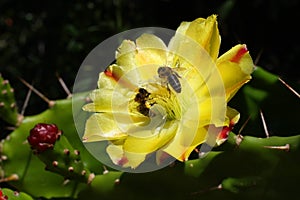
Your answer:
157,66 -> 169,76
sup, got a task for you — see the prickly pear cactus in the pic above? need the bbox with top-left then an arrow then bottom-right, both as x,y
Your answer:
0,67 -> 299,200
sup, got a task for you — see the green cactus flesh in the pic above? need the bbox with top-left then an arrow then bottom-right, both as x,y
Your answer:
1,188 -> 33,200
0,74 -> 20,126
0,67 -> 299,200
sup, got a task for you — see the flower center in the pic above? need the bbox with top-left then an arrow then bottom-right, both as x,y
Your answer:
130,84 -> 181,121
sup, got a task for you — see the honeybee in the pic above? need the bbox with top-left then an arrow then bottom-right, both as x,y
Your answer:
157,66 -> 182,93
134,88 -> 152,116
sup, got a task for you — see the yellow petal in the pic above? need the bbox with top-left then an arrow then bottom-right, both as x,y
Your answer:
98,70 -> 116,90
180,78 -> 227,128
106,119 -> 179,169
116,39 -> 137,70
168,31 -> 216,83
135,33 -> 168,66
180,66 -> 227,128
134,34 -> 168,82
159,96 -> 229,161
213,106 -> 240,146
202,106 -> 240,147
179,127 -> 209,161
216,44 -> 254,101
116,34 -> 168,85
168,19 -> 220,99
123,121 -> 178,154
83,87 -> 134,113
116,34 -> 167,68
197,97 -> 228,127
83,89 -> 121,112
106,144 -> 147,169
160,125 -> 207,162
103,64 -> 139,91
175,14 -> 220,61
83,113 -> 126,142
226,106 -> 240,125
158,104 -> 204,161
124,151 -> 147,169
83,112 -> 147,142
106,144 -> 125,166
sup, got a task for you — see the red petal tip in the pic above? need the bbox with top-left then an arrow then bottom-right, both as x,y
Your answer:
230,45 -> 248,63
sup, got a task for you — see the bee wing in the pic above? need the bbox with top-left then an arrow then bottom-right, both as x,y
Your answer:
172,66 -> 187,77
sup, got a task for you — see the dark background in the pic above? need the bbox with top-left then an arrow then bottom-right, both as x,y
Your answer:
1,0 -> 299,115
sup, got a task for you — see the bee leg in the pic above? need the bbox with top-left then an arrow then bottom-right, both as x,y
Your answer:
174,71 -> 181,78
160,79 -> 168,89
166,84 -> 172,97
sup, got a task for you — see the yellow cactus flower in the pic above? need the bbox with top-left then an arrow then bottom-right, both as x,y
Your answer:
82,15 -> 254,170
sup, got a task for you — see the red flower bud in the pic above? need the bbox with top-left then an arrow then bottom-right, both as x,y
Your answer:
27,123 -> 62,153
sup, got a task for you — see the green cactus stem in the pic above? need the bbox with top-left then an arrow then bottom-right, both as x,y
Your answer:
0,188 -> 33,200
0,74 -> 22,126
